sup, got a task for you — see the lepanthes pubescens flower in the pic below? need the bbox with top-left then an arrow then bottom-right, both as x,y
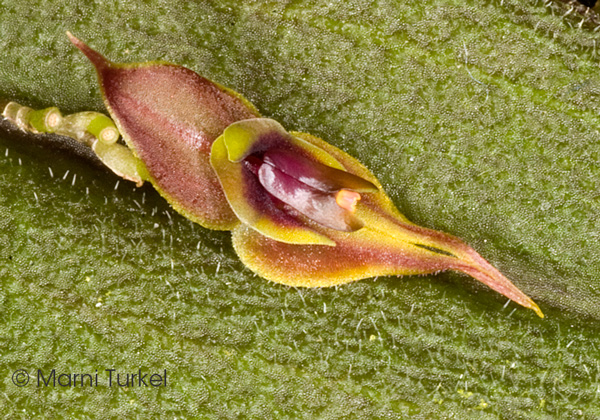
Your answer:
1,33 -> 543,318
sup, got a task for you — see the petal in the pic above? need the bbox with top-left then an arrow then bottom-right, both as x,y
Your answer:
220,118 -> 351,172
262,149 -> 377,193
211,117 -> 379,240
221,118 -> 290,162
223,118 -> 377,193
68,32 -> 259,230
292,130 -> 412,223
210,134 -> 335,246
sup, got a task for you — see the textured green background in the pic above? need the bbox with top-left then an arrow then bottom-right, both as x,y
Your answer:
1,0 -> 600,418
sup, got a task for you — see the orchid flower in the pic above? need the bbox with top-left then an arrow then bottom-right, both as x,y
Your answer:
4,33 -> 543,318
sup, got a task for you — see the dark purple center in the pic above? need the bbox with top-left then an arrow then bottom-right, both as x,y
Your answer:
241,149 -> 369,231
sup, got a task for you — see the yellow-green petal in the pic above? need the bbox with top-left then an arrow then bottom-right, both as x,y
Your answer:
210,134 -> 335,246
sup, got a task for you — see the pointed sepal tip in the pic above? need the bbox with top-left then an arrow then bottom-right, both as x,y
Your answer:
66,31 -> 110,69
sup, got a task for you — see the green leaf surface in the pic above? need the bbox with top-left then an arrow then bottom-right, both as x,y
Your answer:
1,0 -> 599,418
